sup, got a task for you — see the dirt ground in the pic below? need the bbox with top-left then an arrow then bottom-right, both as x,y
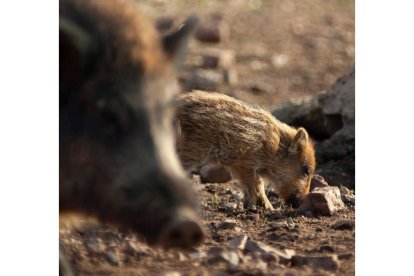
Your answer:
60,177 -> 355,275
60,0 -> 355,275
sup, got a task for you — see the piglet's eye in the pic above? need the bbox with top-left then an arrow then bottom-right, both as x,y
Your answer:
302,166 -> 311,176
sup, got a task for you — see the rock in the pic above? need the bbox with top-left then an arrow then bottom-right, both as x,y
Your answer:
340,185 -> 355,204
212,234 -> 226,243
247,214 -> 259,221
244,240 -> 272,254
310,174 -> 330,191
104,251 -> 119,266
124,240 -> 140,255
217,219 -> 238,230
200,164 -> 232,184
264,210 -> 283,220
204,184 -> 219,194
244,240 -> 295,264
261,252 -> 278,263
188,251 -> 207,260
342,194 -> 355,205
318,245 -> 335,253
297,187 -> 345,216
271,95 -> 317,126
271,54 -> 289,68
183,70 -> 223,91
195,22 -> 229,43
339,185 -> 352,196
271,69 -> 355,187
291,255 -> 340,272
223,69 -> 238,85
338,252 -> 354,260
331,220 -> 355,230
206,247 -> 240,266
84,239 -> 104,254
201,49 -> 235,69
236,201 -> 244,211
271,95 -> 339,141
318,70 -> 355,125
250,60 -> 268,71
234,227 -> 242,233
285,218 -> 295,230
162,272 -> 182,276
245,204 -> 258,213
228,235 -> 248,250
229,190 -> 243,202
218,201 -> 237,214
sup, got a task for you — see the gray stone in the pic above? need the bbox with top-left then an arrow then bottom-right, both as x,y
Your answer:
200,164 -> 232,183
162,272 -> 182,276
318,71 -> 355,125
229,191 -> 243,202
271,69 -> 355,187
184,70 -> 223,91
188,250 -> 207,260
218,201 -> 237,214
331,220 -> 355,230
261,252 -> 278,263
228,235 -> 248,250
291,255 -> 340,272
285,218 -> 295,230
201,48 -> 235,69
318,244 -> 335,253
224,69 -> 238,85
338,252 -> 354,260
297,187 -> 345,216
342,194 -> 355,205
104,251 -> 119,266
310,174 -> 330,191
244,240 -> 295,264
339,185 -> 352,196
217,219 -> 238,230
264,210 -> 283,220
195,22 -> 229,43
84,238 -> 104,254
206,247 -> 240,266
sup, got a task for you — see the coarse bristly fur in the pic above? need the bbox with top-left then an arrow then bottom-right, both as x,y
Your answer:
175,90 -> 316,209
60,0 -> 204,250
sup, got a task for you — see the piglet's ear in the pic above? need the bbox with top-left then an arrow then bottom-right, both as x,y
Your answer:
289,128 -> 309,153
162,15 -> 199,65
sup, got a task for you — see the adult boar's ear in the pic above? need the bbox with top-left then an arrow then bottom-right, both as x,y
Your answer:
289,128 -> 309,153
59,17 -> 100,92
162,15 -> 199,65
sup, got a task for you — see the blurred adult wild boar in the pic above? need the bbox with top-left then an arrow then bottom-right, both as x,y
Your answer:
60,0 -> 204,250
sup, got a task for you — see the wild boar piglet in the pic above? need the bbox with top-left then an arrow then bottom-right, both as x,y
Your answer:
175,91 -> 316,209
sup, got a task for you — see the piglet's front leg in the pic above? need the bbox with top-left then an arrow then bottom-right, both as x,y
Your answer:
230,166 -> 274,210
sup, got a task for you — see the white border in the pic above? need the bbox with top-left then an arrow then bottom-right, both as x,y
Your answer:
0,0 -> 58,275
357,0 -> 414,275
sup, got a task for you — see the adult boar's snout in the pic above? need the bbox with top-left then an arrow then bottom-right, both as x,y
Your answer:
158,207 -> 205,249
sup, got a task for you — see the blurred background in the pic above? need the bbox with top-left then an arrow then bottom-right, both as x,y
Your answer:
137,0 -> 354,108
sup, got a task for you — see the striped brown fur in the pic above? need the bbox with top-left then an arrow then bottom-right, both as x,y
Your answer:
175,91 -> 316,209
